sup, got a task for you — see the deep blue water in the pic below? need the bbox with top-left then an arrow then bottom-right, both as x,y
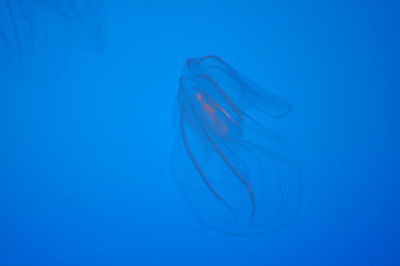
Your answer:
0,1 -> 399,265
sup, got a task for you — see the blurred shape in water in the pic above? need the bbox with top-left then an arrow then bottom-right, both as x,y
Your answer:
0,0 -> 105,82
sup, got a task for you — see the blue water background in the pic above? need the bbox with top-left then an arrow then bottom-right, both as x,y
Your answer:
0,1 -> 399,265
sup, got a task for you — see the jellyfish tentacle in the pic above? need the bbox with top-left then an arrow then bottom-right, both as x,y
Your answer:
180,100 -> 238,224
188,97 -> 257,222
201,129 -> 257,222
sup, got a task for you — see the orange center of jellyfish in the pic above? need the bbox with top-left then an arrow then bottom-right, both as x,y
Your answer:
195,93 -> 228,134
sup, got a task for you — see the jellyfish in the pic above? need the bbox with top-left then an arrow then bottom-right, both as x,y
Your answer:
0,0 -> 104,82
172,56 -> 302,235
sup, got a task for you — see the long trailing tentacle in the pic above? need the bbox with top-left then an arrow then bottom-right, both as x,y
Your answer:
185,90 -> 257,222
180,96 -> 238,223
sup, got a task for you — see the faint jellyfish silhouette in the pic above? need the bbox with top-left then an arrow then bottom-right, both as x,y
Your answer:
172,56 -> 302,235
0,0 -> 104,82
37,0 -> 105,51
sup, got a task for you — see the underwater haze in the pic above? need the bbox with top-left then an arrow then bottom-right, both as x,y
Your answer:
0,0 -> 399,265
